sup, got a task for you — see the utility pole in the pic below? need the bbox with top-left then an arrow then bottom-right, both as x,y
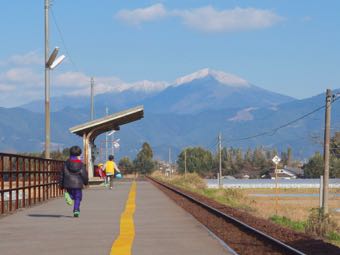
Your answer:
184,149 -> 187,177
90,77 -> 94,120
219,133 -> 222,188
169,147 -> 172,177
105,107 -> 109,160
319,175 -> 324,209
111,132 -> 114,156
322,89 -> 332,214
275,160 -> 279,215
44,0 -> 50,158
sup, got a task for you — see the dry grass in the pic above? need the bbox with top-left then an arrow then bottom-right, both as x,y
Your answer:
153,173 -> 340,246
243,188 -> 340,226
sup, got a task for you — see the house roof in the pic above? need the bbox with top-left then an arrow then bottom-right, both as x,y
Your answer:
269,172 -> 294,178
69,105 -> 144,137
284,167 -> 304,175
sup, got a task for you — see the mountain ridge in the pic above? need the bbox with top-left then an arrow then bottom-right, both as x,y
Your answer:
2,69 -> 338,160
20,68 -> 295,113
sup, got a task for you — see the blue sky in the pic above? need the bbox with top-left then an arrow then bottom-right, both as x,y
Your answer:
1,1 -> 340,107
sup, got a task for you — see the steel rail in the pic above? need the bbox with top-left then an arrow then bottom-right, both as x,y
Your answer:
148,177 -> 306,255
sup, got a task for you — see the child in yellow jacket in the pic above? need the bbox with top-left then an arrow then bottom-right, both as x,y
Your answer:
104,155 -> 120,189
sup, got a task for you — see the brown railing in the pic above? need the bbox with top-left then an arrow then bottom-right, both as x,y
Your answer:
0,153 -> 64,215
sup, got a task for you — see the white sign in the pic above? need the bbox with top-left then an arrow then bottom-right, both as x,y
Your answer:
272,155 -> 281,165
113,142 -> 120,149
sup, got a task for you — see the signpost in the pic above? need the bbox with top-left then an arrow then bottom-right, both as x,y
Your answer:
272,155 -> 281,215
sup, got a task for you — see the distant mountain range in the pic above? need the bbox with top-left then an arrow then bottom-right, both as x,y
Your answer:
1,68 -> 339,161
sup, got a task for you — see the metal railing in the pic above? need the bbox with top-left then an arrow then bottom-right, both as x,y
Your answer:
0,153 -> 64,215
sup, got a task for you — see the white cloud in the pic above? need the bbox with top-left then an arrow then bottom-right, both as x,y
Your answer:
173,6 -> 282,32
0,52 -> 152,106
115,3 -> 167,25
1,68 -> 42,85
55,72 -> 92,88
115,5 -> 283,32
0,51 -> 42,66
302,16 -> 312,22
56,71 -> 167,96
0,52 -> 44,106
0,83 -> 15,92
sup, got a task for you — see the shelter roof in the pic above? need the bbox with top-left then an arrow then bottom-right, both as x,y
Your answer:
69,105 -> 144,137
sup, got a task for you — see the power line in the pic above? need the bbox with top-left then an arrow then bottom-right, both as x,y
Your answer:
50,8 -> 80,72
206,137 -> 219,152
224,104 -> 330,144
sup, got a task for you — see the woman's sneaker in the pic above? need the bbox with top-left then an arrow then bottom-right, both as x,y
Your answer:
64,192 -> 73,206
73,211 -> 80,217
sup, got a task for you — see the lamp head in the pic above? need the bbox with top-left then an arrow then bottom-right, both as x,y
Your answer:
50,55 -> 65,69
46,47 -> 59,68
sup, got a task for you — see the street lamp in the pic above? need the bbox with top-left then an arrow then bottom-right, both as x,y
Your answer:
47,47 -> 65,69
45,47 -> 65,158
107,130 -> 120,155
44,0 -> 65,158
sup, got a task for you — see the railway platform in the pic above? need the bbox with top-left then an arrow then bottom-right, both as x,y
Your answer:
0,181 -> 231,255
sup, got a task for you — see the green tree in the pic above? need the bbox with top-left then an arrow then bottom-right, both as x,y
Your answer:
25,148 -> 69,160
303,152 -> 324,178
133,142 -> 155,175
331,132 -> 340,159
287,147 -> 293,166
234,148 -> 244,171
330,157 -> 340,178
281,151 -> 288,166
177,147 -> 213,176
253,147 -> 267,169
244,148 -> 253,163
304,133 -> 340,178
222,148 -> 233,175
118,157 -> 134,174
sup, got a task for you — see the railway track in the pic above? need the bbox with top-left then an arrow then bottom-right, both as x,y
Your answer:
148,177 -> 310,255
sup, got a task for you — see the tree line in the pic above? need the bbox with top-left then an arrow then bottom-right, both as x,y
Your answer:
303,132 -> 340,178
126,132 -> 339,178
24,132 -> 340,178
176,146 -> 296,178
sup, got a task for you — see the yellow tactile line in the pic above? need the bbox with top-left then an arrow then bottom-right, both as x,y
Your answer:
110,181 -> 137,255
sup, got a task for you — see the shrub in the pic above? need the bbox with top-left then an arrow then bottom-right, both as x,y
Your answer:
305,208 -> 339,237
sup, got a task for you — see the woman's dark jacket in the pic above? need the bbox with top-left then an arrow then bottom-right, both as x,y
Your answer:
59,159 -> 88,189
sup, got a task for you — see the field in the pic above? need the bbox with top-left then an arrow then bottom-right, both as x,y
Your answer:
243,188 -> 340,225
152,172 -> 340,247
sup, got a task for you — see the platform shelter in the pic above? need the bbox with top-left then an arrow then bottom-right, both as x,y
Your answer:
69,105 -> 144,178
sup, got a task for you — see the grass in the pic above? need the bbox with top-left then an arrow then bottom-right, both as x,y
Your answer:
327,231 -> 340,240
152,171 -> 254,210
327,231 -> 340,246
152,172 -> 340,247
269,215 -> 306,232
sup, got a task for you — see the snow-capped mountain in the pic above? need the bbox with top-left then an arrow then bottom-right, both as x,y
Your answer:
143,69 -> 294,114
20,68 -> 294,114
174,68 -> 250,87
1,73 -> 339,159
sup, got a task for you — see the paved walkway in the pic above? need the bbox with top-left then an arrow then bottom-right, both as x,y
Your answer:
0,181 -> 231,255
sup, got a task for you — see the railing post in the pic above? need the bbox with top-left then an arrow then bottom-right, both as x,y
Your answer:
28,158 -> 32,207
0,152 -> 64,215
22,158 -> 26,208
0,155 -> 4,214
9,156 -> 12,212
15,157 -> 19,210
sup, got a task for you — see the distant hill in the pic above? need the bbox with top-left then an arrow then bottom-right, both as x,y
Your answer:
21,68 -> 294,115
2,69 -> 338,160
143,69 -> 294,114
